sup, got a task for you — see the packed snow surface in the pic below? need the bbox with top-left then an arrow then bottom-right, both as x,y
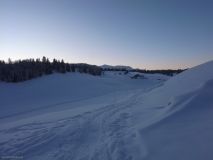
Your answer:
0,61 -> 213,160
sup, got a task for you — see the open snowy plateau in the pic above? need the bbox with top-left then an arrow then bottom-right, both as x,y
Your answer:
0,61 -> 213,160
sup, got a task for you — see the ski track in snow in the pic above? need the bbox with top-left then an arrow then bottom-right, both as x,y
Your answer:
1,61 -> 213,160
0,72 -> 167,160
0,90 -> 147,160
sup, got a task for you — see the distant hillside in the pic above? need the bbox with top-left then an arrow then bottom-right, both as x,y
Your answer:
101,64 -> 133,70
101,64 -> 185,76
0,57 -> 102,83
130,68 -> 186,76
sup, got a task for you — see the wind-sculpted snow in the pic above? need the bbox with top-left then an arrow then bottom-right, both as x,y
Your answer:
140,78 -> 213,160
0,72 -> 165,119
0,72 -> 166,160
0,90 -> 149,160
0,61 -> 213,160
143,60 -> 213,108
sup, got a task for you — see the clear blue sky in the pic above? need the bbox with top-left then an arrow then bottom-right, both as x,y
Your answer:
0,0 -> 212,69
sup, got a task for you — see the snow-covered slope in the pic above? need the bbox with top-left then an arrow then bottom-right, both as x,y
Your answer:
144,60 -> 213,107
130,60 -> 213,129
0,61 -> 212,160
141,78 -> 213,160
0,72 -> 164,121
138,61 -> 213,159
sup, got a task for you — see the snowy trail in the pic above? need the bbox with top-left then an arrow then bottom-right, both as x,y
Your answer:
0,72 -> 168,160
0,89 -> 148,160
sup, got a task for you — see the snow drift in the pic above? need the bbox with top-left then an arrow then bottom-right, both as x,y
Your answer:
136,60 -> 213,160
135,60 -> 213,127
144,60 -> 213,106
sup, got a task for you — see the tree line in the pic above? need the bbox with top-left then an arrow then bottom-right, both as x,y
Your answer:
102,68 -> 186,76
0,57 -> 102,83
130,69 -> 186,76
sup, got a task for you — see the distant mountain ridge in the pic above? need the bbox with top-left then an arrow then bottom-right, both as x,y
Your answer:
101,64 -> 133,70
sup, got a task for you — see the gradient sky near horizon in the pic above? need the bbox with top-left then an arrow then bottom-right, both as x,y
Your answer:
0,0 -> 212,69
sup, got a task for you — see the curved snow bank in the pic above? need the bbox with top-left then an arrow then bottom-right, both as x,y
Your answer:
133,60 -> 213,129
143,60 -> 213,107
141,70 -> 213,160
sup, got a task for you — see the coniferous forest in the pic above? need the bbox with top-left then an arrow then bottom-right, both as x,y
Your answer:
0,56 -> 185,83
0,57 -> 102,83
